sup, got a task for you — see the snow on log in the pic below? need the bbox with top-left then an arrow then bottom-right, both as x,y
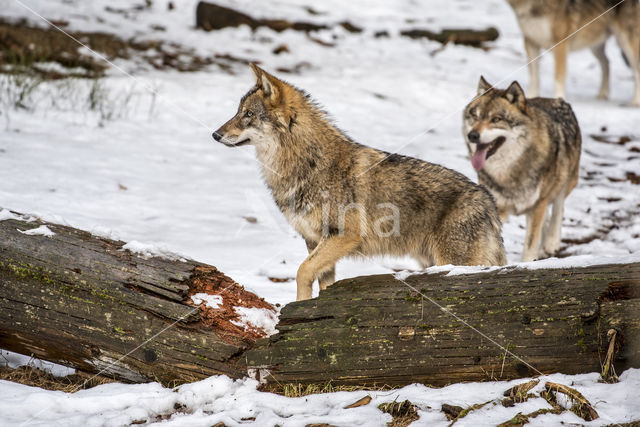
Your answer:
0,209 -> 275,384
246,262 -> 640,387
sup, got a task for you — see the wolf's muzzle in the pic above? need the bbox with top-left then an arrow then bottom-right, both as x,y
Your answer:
212,132 -> 223,142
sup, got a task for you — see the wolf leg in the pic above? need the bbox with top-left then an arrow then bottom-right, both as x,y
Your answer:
498,208 -> 509,223
612,25 -> 640,106
542,194 -> 565,257
524,38 -> 541,97
522,199 -> 549,262
304,238 -> 335,291
296,236 -> 360,300
318,268 -> 336,290
591,43 -> 610,100
553,41 -> 568,99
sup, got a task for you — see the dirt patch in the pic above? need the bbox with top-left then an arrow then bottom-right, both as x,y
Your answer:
0,18 -> 236,79
607,172 -> 640,185
187,266 -> 276,344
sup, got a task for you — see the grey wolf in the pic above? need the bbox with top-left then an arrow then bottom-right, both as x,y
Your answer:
506,0 -> 640,105
213,64 -> 507,300
463,76 -> 582,261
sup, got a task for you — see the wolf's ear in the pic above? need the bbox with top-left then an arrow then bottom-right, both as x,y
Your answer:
504,81 -> 526,109
249,63 -> 281,104
477,76 -> 492,96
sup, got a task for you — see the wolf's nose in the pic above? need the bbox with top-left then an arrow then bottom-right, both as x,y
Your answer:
467,130 -> 480,143
212,132 -> 222,142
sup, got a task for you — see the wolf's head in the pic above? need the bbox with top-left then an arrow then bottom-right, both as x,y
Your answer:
462,76 -> 528,171
213,64 -> 294,149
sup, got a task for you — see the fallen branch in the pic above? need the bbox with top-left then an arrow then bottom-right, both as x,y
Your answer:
544,382 -> 599,421
502,379 -> 539,407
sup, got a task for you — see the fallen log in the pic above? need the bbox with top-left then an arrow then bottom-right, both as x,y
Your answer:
2,208 -> 639,388
0,209 -> 274,385
247,262 -> 640,387
401,27 -> 499,46
195,2 -> 327,33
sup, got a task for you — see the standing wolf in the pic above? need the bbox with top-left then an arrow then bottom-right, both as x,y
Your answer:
505,0 -> 640,105
463,76 -> 581,262
214,64 -> 506,300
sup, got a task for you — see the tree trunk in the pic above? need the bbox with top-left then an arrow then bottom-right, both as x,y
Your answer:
247,263 -> 640,387
0,210 -> 272,385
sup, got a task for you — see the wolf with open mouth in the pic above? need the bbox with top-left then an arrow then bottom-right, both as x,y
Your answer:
463,76 -> 582,262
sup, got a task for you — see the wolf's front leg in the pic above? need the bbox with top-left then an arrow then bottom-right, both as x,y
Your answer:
553,41 -> 568,99
591,43 -> 610,100
304,238 -> 335,291
296,235 -> 361,301
524,38 -> 540,97
318,268 -> 335,291
522,199 -> 549,262
542,194 -> 565,257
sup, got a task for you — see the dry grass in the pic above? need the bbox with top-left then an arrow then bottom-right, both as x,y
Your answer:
0,365 -> 116,392
262,381 -> 394,398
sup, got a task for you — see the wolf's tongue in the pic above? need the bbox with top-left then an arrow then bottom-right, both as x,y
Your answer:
471,147 -> 488,171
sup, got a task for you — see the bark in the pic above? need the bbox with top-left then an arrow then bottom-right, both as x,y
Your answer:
0,211 -> 269,385
247,263 -> 640,387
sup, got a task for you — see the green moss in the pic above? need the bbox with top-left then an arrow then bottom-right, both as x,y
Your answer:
1,260 -> 56,285
577,338 -> 588,352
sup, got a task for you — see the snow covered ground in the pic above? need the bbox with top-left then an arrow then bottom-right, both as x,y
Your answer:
1,369 -> 639,426
1,0 -> 639,425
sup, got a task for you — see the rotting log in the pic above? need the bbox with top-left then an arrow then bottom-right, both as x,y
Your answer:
400,27 -> 499,46
247,263 -> 640,387
0,210 -> 273,385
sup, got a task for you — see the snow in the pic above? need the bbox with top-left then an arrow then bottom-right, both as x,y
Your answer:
0,208 -> 32,222
121,240 -> 188,261
190,293 -> 223,309
1,369 -> 639,426
17,224 -> 55,237
1,0 -> 640,424
393,250 -> 640,279
1,350 -> 75,378
231,306 -> 279,336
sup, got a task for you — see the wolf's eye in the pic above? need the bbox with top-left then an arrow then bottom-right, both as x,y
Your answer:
491,116 -> 502,123
469,108 -> 477,117
244,110 -> 254,118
